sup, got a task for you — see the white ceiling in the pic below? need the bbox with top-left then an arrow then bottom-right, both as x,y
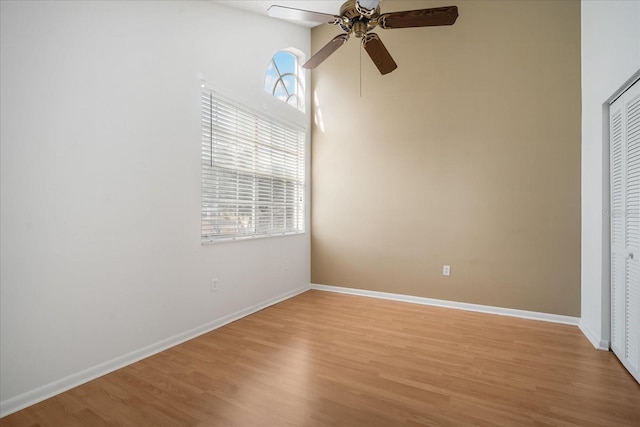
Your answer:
210,1 -> 345,27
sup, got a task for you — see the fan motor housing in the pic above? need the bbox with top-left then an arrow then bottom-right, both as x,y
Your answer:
339,0 -> 381,36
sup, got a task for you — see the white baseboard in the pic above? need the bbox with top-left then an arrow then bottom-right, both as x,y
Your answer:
0,285 -> 310,418
578,320 -> 611,351
311,284 -> 580,326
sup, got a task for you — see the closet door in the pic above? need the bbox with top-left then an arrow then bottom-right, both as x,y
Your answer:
610,79 -> 640,384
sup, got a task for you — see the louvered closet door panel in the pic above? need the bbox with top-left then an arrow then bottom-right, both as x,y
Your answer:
624,82 -> 640,376
611,79 -> 640,384
611,98 -> 626,356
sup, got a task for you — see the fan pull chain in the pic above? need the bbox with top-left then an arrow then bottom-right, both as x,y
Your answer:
359,40 -> 362,98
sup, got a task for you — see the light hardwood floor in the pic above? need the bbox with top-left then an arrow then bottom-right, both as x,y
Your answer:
1,290 -> 639,426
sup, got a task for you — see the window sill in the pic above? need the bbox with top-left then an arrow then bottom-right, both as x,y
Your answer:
201,230 -> 306,245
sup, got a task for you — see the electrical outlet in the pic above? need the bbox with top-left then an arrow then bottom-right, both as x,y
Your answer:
443,265 -> 451,276
211,278 -> 219,292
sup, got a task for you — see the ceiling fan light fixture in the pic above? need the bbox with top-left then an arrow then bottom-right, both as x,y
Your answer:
356,0 -> 379,14
353,20 -> 368,37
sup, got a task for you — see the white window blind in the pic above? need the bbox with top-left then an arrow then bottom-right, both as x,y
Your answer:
201,88 -> 305,242
610,78 -> 640,384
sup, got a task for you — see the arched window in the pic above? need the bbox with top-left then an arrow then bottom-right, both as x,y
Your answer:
265,50 -> 305,112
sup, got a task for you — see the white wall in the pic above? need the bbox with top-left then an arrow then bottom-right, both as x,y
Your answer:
0,0 -> 310,416
581,0 -> 640,349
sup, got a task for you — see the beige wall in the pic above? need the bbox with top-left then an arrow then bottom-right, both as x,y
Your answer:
310,0 -> 581,316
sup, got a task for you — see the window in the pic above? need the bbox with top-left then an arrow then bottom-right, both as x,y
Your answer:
265,50 -> 305,112
201,87 -> 305,243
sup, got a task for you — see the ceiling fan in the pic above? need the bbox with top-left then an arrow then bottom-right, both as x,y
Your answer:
268,0 -> 458,75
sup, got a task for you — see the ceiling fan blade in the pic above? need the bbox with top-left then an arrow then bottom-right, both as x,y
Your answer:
362,33 -> 398,75
379,6 -> 458,29
268,5 -> 340,25
303,34 -> 350,69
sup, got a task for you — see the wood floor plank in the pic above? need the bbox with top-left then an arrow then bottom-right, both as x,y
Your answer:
1,290 -> 639,426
